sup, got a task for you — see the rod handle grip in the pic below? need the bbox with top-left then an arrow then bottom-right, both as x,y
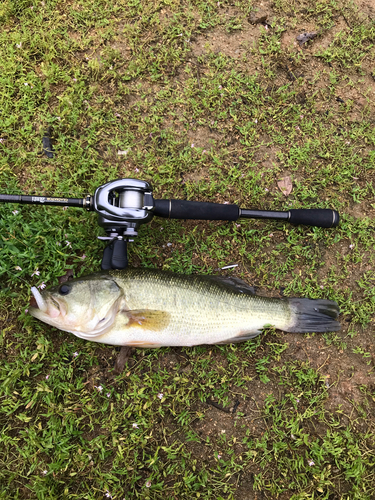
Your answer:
154,199 -> 239,220
288,209 -> 339,228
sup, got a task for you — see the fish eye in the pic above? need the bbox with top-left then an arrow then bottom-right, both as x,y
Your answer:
59,284 -> 71,295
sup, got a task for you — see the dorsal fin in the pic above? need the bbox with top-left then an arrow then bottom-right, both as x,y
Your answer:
204,275 -> 256,295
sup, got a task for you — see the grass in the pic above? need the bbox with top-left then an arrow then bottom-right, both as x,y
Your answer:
1,0 -> 375,498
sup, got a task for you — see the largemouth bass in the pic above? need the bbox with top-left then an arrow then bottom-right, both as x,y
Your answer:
29,268 -> 340,347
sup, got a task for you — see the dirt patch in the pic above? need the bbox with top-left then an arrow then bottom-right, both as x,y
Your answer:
186,126 -> 221,150
191,24 -> 260,60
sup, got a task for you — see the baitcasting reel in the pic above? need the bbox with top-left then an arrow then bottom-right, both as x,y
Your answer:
0,178 -> 340,270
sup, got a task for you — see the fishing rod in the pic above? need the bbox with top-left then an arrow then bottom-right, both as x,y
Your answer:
0,178 -> 339,270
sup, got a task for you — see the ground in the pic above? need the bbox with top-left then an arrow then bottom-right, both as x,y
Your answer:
0,0 -> 375,499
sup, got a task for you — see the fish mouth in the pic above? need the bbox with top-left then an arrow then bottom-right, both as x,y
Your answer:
30,287 -> 48,313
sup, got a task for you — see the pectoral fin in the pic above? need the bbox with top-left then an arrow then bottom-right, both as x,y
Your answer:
121,309 -> 171,331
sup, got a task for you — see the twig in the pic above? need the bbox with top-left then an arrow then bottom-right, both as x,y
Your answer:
206,399 -> 231,414
196,63 -> 201,90
316,354 -> 330,372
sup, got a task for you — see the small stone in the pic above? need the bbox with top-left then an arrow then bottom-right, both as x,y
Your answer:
249,10 -> 268,24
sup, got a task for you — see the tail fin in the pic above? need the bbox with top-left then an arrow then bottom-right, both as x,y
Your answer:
288,298 -> 340,333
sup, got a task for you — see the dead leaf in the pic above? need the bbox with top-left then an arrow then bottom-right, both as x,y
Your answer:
58,269 -> 74,284
277,176 -> 293,196
113,346 -> 134,374
296,32 -> 317,46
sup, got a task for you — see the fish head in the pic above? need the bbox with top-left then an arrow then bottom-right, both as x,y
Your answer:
29,274 -> 123,338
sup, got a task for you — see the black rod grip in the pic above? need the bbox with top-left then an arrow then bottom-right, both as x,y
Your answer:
154,199 -> 239,221
288,209 -> 339,228
240,209 -> 289,220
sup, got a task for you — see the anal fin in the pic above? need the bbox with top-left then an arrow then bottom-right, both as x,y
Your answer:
215,329 -> 263,345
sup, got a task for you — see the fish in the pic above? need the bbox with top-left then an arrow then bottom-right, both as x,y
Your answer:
28,268 -> 340,348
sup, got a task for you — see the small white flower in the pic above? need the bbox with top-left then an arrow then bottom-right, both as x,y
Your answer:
56,242 -> 61,246
145,480 -> 151,488
115,113 -> 120,117
46,375 -> 50,380
15,266 -> 22,271
158,393 -> 163,399
12,210 -> 19,215
296,398 -> 300,403
167,243 -> 172,247
57,116 -> 61,121
24,82 -> 29,86
94,385 -> 103,392
65,240 -> 72,248
106,393 -> 111,398
132,423 -> 139,429
31,268 -> 40,276
264,188 -> 269,192
39,282 -> 46,290
62,206 -> 68,211
25,309 -> 28,314
254,119 -> 258,124
0,138 -> 4,143
42,470 -> 47,475
73,78 -> 77,82
191,143 -> 195,148
218,85 -> 222,89
81,254 -> 86,260
73,352 -> 79,357
16,43 -> 22,48
105,491 -> 112,498
202,150 -> 206,153
308,459 -> 315,466
349,244 -> 354,249
135,167 -> 139,173
217,454 -> 222,459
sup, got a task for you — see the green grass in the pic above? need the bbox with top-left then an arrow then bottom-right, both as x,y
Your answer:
1,0 -> 375,498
